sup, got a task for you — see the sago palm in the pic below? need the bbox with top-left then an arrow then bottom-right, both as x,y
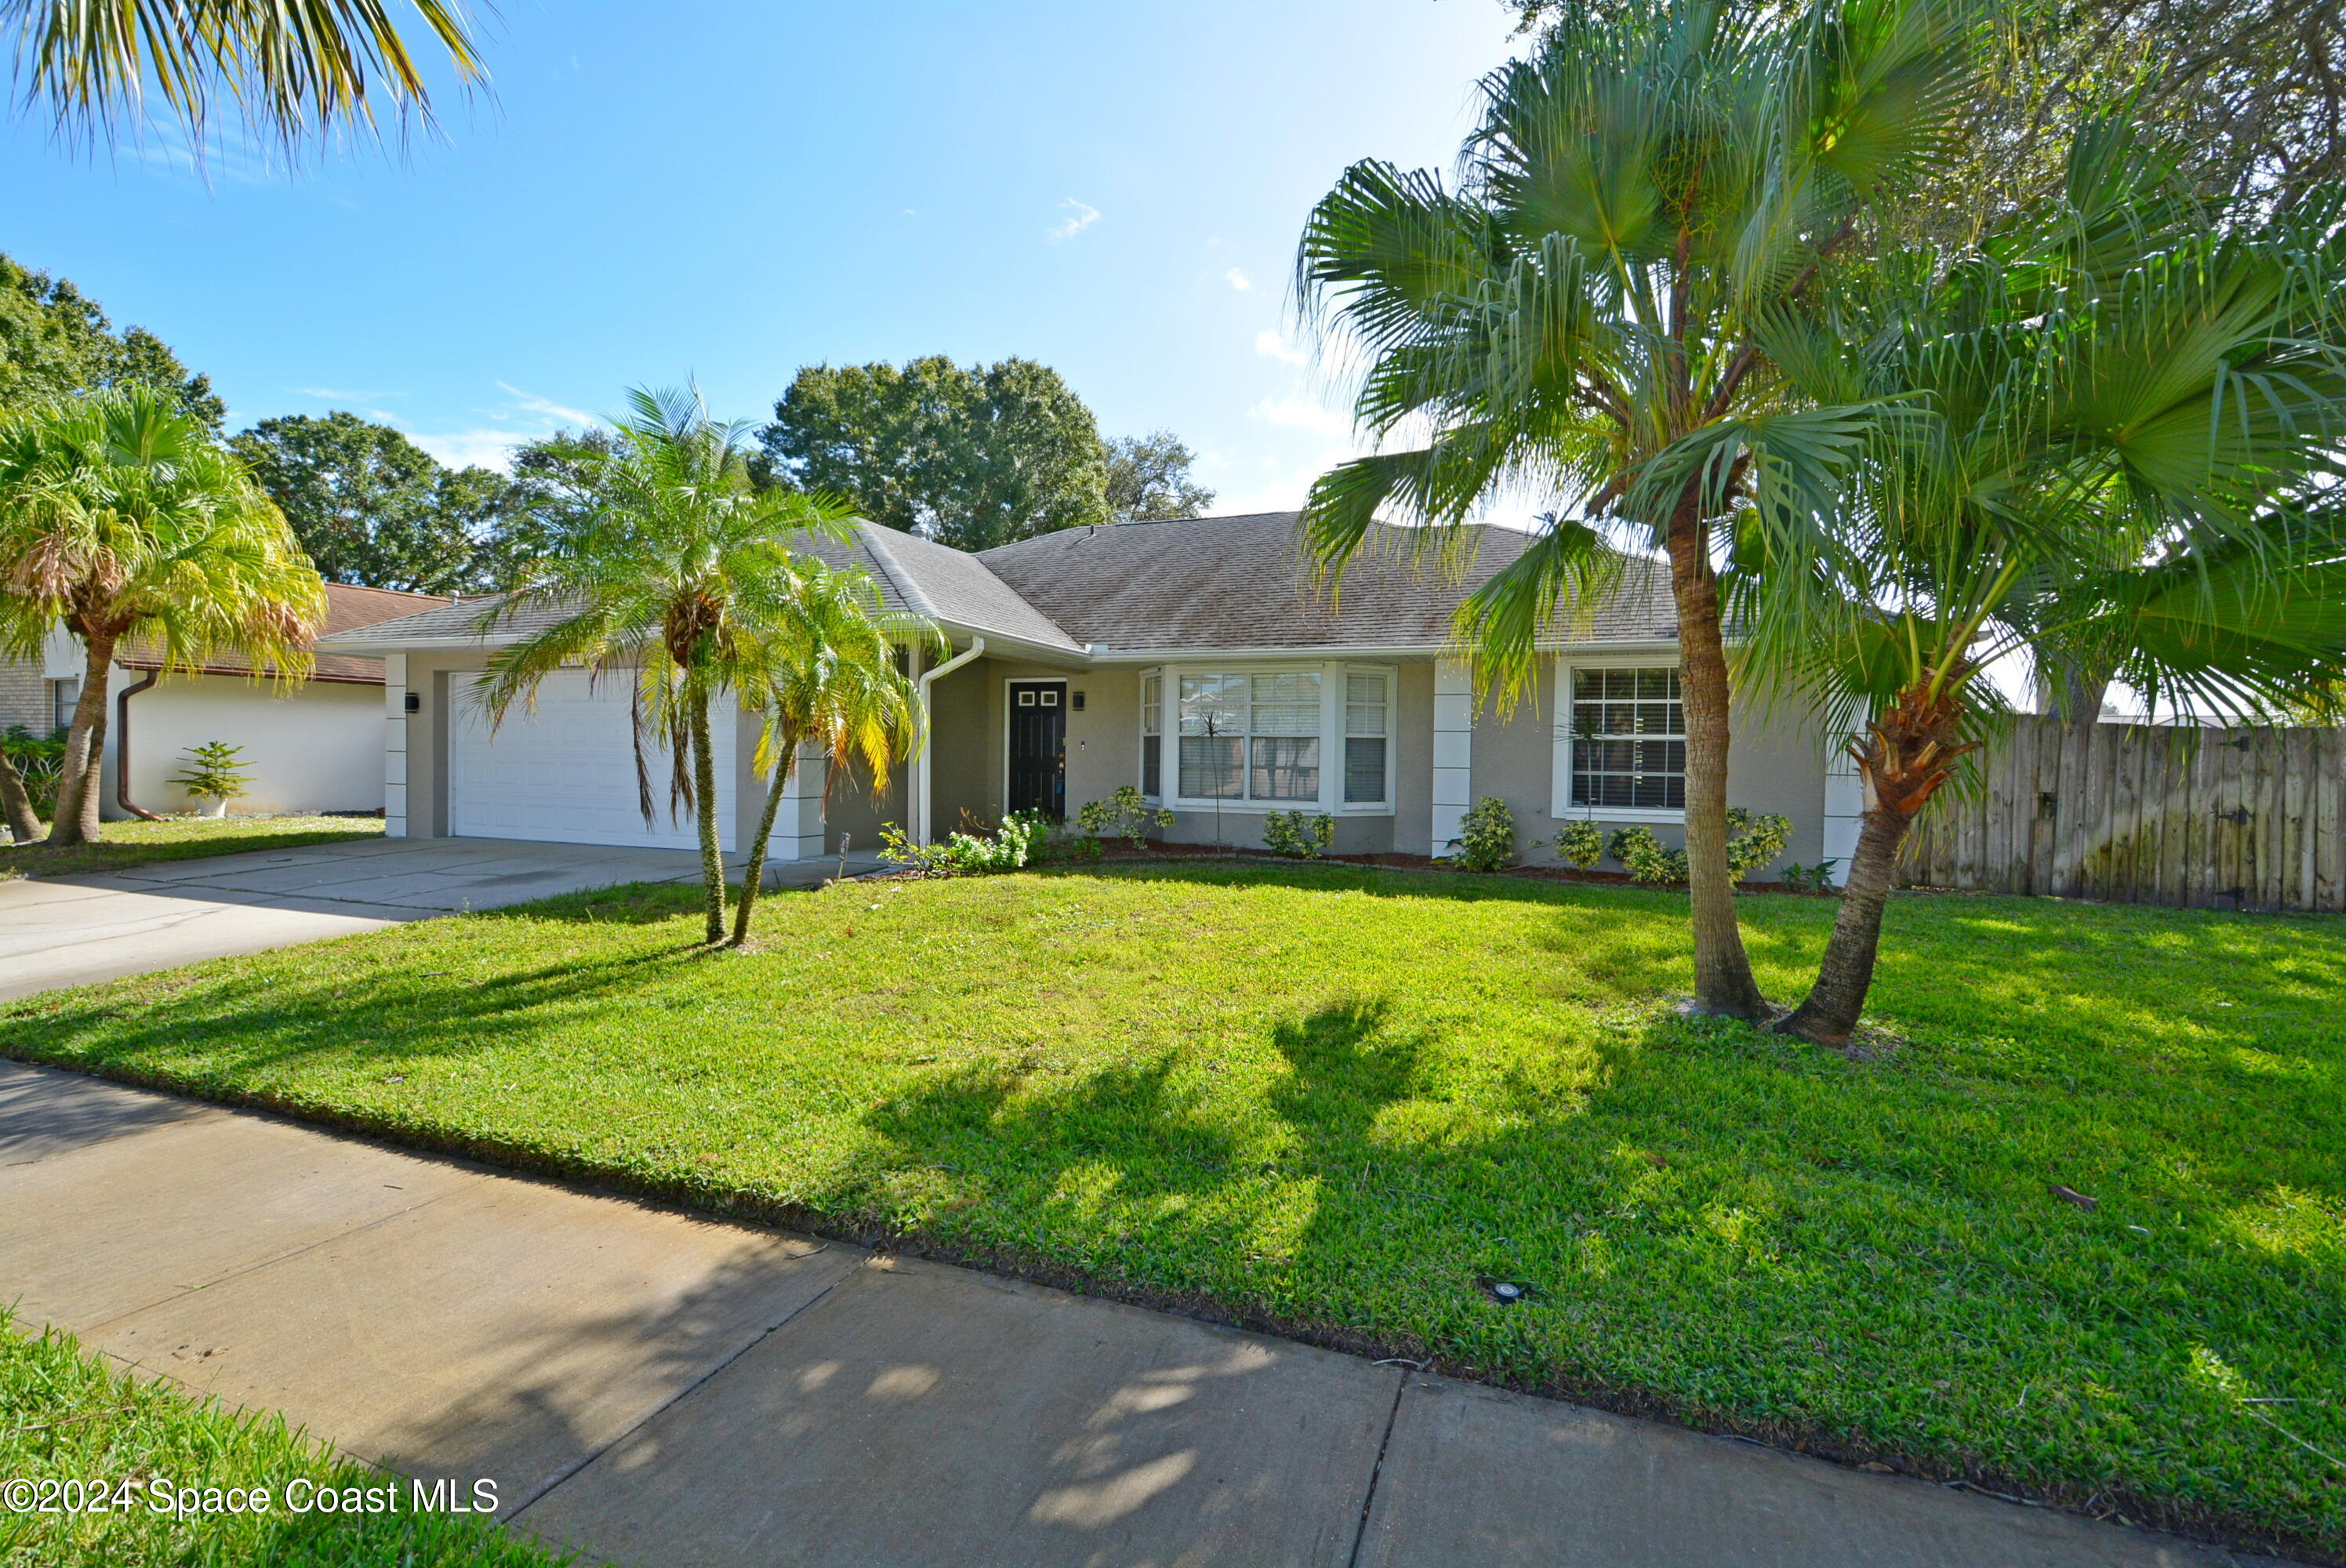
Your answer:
728,561 -> 931,946
1737,132 -> 2346,1046
1295,0 -> 1986,1018
0,387 -> 325,845
478,386 -> 859,946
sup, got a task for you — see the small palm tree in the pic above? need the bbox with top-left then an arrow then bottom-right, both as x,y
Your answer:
8,0 -> 486,152
0,387 -> 326,845
478,386 -> 859,946
1740,132 -> 2346,1046
1295,0 -> 1987,1020
728,561 -> 932,946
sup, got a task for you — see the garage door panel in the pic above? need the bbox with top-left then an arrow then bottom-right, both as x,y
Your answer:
448,672 -> 734,851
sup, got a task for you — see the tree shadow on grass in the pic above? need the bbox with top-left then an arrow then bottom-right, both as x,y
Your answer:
0,934 -> 726,1086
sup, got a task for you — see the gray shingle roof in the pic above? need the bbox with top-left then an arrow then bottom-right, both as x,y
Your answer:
850,526 -> 1083,654
319,512 -> 1674,659
979,512 -> 1675,652
313,593 -> 565,651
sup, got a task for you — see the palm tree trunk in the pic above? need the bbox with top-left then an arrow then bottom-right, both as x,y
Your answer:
688,688 -> 728,945
1775,683 -> 1973,1049
46,633 -> 117,848
1774,805 -> 1912,1048
1663,492 -> 1769,1021
0,748 -> 42,844
729,728 -> 802,947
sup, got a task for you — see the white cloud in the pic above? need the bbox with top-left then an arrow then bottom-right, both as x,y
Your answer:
405,428 -> 531,470
1225,267 -> 1252,292
492,382 -> 598,426
1248,395 -> 1352,439
1047,198 -> 1100,242
293,386 -> 401,402
1255,330 -> 1308,365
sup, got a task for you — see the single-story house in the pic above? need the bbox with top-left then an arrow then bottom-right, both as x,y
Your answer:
2,583 -> 452,820
316,513 -> 1865,877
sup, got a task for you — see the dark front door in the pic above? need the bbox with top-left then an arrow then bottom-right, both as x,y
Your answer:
1007,681 -> 1067,820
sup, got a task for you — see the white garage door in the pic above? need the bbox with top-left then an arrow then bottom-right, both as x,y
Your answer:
448,670 -> 735,851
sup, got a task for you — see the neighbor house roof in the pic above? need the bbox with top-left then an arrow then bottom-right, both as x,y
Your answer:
118,583 -> 453,685
318,512 -> 1677,661
979,512 -> 1676,655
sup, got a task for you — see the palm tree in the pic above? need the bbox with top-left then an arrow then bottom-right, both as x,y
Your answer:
7,0 -> 486,151
1295,0 -> 1987,1019
728,561 -> 931,946
0,387 -> 326,845
1739,132 -> 2346,1047
478,386 -> 859,946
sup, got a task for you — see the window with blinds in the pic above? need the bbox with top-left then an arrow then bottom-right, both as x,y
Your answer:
1167,665 -> 1393,809
1247,671 -> 1321,801
1141,672 -> 1163,797
1178,673 -> 1246,799
1343,670 -> 1389,805
1568,666 -> 1685,810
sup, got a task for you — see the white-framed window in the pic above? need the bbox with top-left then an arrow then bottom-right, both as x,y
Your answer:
1343,667 -> 1391,807
1555,662 -> 1685,817
1166,661 -> 1394,812
51,677 -> 79,733
1141,670 -> 1164,798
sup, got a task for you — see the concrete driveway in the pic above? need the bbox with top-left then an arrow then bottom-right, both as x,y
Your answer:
0,836 -> 742,1001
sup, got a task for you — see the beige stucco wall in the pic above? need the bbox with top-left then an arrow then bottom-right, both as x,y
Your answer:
372,641 -> 1833,875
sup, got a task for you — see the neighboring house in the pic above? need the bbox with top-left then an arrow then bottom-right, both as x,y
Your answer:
6,583 -> 452,818
318,513 -> 1861,875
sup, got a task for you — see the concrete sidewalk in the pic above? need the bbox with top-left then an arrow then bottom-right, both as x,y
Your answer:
0,836 -> 881,1002
0,1059 -> 2286,1568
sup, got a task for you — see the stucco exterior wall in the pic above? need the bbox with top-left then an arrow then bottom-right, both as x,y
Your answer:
1460,656 -> 1830,873
103,672 -> 387,818
360,638 -> 1833,874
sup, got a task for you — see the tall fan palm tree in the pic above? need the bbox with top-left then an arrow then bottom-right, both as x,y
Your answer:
0,387 -> 326,845
478,386 -> 859,946
1295,0 -> 1987,1019
728,561 -> 931,947
5,0 -> 487,152
1737,131 -> 2346,1047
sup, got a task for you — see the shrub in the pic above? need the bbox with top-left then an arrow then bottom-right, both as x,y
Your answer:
1779,859 -> 1842,895
878,811 -> 1048,877
1552,817 -> 1606,870
1607,810 -> 1795,887
1077,786 -> 1175,848
2,724 -> 67,819
1262,809 -> 1335,858
1448,796 -> 1522,872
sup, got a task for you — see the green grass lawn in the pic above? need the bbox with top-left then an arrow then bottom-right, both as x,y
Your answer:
4,864 -> 2340,1555
0,1312 -> 583,1566
1,814 -> 384,880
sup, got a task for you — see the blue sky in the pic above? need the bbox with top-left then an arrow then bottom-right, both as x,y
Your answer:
4,0 -> 1527,515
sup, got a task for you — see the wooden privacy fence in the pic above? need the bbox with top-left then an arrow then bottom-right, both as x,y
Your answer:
1897,715 -> 2346,913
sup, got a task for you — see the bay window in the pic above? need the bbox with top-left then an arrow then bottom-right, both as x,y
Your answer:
1168,662 -> 1391,811
1246,671 -> 1320,801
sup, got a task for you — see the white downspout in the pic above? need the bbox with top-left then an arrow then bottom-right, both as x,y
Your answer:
916,636 -> 984,845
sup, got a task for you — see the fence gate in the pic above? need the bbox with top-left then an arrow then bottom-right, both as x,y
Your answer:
1897,717 -> 2346,913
